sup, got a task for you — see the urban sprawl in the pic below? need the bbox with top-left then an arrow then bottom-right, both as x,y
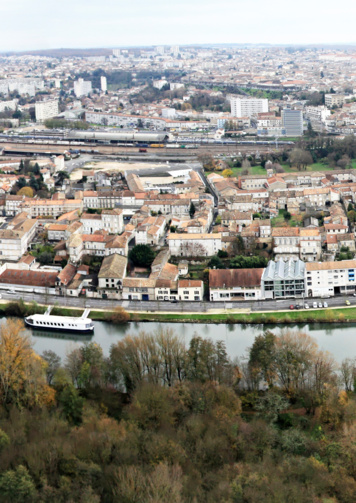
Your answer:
1,45 -> 356,307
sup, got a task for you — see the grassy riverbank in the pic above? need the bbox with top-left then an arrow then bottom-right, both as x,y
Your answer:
2,299 -> 356,325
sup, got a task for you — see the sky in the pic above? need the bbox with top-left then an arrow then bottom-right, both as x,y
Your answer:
2,0 -> 356,52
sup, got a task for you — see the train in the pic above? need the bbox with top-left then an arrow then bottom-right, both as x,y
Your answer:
0,130 -> 295,149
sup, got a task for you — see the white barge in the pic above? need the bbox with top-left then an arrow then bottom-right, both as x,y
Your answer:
25,307 -> 94,334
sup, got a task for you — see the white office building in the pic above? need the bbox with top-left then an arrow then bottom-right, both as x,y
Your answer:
74,78 -> 92,97
282,109 -> 303,136
162,107 -> 176,119
155,46 -> 165,55
112,49 -> 121,57
230,97 -> 268,118
100,76 -> 107,92
35,100 -> 59,123
306,260 -> 356,298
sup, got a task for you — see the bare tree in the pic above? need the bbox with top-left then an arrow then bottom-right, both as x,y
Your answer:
289,148 -> 313,171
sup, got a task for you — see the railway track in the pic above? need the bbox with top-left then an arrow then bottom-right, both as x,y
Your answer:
0,141 -> 286,157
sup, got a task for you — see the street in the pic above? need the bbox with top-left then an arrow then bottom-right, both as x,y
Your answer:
1,291 -> 356,314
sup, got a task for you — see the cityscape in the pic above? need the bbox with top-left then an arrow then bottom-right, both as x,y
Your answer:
2,0 -> 356,498
0,45 -> 356,308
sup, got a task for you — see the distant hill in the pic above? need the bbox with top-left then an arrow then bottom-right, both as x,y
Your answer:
0,48 -> 113,58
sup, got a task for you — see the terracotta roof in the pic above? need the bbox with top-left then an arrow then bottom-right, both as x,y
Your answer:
178,279 -> 203,288
306,260 -> 356,271
209,268 -> 264,288
0,269 -> 57,287
57,263 -> 77,286
98,253 -> 127,279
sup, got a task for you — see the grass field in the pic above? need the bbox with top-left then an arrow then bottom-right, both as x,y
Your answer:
3,299 -> 356,326
131,307 -> 356,324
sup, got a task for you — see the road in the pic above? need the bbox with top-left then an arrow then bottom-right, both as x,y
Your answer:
1,291 -> 355,314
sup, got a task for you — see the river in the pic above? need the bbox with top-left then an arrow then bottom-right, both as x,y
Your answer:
25,321 -> 356,363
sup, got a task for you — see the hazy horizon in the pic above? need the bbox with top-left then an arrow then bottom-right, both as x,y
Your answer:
1,0 -> 356,52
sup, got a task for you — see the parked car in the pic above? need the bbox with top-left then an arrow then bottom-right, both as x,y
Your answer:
295,304 -> 301,310
289,305 -> 295,310
353,293 -> 356,297
318,302 -> 323,308
304,303 -> 309,309
323,302 -> 328,308
170,299 -> 178,303
346,300 -> 351,306
313,302 -> 318,308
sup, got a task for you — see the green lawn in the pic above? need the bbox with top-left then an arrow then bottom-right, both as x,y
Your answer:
131,307 -> 356,324
271,209 -> 302,228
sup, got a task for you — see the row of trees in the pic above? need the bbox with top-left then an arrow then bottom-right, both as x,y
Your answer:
1,321 -> 356,501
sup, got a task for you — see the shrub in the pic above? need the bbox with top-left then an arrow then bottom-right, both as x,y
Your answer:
107,307 -> 130,324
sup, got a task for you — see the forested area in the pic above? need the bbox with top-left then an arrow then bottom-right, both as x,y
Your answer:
1,319 -> 356,502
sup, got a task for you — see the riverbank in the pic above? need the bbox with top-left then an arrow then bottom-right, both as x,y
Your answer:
2,299 -> 356,325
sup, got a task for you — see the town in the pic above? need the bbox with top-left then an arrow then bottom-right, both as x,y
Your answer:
1,45 -> 356,310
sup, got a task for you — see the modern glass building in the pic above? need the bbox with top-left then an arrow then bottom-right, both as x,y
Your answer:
262,258 -> 305,299
282,109 -> 303,136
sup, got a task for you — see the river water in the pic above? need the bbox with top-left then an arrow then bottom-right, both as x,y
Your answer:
26,321 -> 356,363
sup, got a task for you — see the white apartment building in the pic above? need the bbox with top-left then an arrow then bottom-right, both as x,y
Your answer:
74,78 -> 92,97
0,99 -> 18,113
167,233 -> 222,257
230,98 -> 268,118
178,280 -> 204,301
325,94 -> 345,108
100,76 -> 107,92
85,111 -> 166,129
305,106 -> 330,123
153,79 -> 168,90
306,260 -> 356,297
35,100 -> 59,122
19,199 -> 83,218
80,209 -> 124,235
162,108 -> 176,119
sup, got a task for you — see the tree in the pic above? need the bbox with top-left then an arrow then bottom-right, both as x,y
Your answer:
38,251 -> 53,265
0,319 -> 55,409
0,465 -> 37,503
255,392 -> 290,424
289,148 -> 313,171
129,244 -> 155,268
209,255 -> 224,269
42,350 -> 61,385
340,358 -> 356,392
17,186 -> 34,197
348,210 -> 356,224
58,383 -> 84,425
189,201 -> 196,218
222,169 -> 233,178
249,331 -> 276,389
56,171 -> 70,184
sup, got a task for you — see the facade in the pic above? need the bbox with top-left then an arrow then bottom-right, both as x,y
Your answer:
167,233 -> 222,257
305,260 -> 356,297
325,94 -> 344,108
74,78 -> 92,97
282,109 -> 303,136
261,259 -> 305,299
209,269 -> 264,301
80,209 -> 124,234
35,100 -> 59,122
230,98 -> 268,118
100,76 -> 107,92
97,253 -> 127,298
178,280 -> 204,301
